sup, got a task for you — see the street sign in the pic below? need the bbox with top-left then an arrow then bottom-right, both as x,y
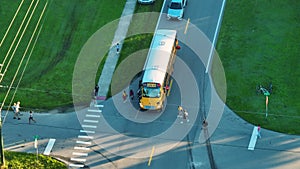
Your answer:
33,135 -> 39,149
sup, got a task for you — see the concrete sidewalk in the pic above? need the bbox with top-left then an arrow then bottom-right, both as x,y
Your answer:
191,105 -> 300,169
96,0 -> 137,99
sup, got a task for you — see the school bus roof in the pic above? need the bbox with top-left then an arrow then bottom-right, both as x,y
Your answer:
142,29 -> 177,85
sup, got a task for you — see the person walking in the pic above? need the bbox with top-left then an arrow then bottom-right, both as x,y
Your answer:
116,43 -> 120,54
12,103 -> 18,119
257,124 -> 261,138
94,84 -> 99,96
129,89 -> 134,100
13,101 -> 21,120
177,106 -> 183,117
183,109 -> 189,123
177,106 -> 184,123
122,90 -> 127,103
29,110 -> 36,124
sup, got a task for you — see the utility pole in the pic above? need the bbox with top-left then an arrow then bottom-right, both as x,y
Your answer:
0,69 -> 5,167
0,109 -> 5,167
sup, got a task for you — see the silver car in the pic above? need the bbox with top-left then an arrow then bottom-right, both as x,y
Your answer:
167,0 -> 187,20
138,0 -> 155,4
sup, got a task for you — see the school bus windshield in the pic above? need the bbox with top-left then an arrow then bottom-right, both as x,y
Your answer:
142,87 -> 161,98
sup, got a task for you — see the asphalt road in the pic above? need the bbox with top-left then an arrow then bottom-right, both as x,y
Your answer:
3,0 -> 300,169
80,0 -> 226,168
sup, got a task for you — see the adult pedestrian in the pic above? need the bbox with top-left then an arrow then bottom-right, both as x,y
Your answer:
14,101 -> 21,120
177,106 -> 183,118
183,109 -> 189,123
257,124 -> 261,138
122,90 -> 127,103
177,106 -> 184,123
129,89 -> 134,100
116,43 -> 120,54
12,103 -> 18,119
29,110 -> 36,124
94,84 -> 99,96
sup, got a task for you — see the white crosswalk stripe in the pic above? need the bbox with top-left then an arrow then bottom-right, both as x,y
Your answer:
72,152 -> 88,156
80,130 -> 95,134
88,109 -> 102,113
86,114 -> 101,118
74,146 -> 90,151
76,140 -> 92,145
78,135 -> 94,139
84,119 -> 99,123
82,125 -> 97,128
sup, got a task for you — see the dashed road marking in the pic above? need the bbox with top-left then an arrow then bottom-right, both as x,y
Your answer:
82,125 -> 97,129
80,130 -> 95,134
78,135 -> 94,139
86,114 -> 100,118
71,158 -> 86,162
94,104 -> 104,108
76,140 -> 92,145
84,119 -> 99,123
184,18 -> 190,34
148,146 -> 155,166
74,146 -> 90,151
72,152 -> 88,156
69,163 -> 84,168
88,109 -> 102,113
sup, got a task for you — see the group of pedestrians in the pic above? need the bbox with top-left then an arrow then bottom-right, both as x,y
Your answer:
122,89 -> 134,103
11,101 -> 36,124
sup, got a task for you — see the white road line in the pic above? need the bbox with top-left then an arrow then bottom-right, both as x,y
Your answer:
94,104 -> 104,107
88,109 -> 102,113
135,110 -> 139,119
76,141 -> 91,145
82,125 -> 97,129
83,119 -> 99,123
43,138 -> 56,155
86,114 -> 101,118
69,163 -> 84,167
78,135 -> 94,139
80,130 -> 95,134
184,18 -> 190,34
74,146 -> 90,151
71,158 -> 86,162
205,0 -> 227,73
72,152 -> 88,156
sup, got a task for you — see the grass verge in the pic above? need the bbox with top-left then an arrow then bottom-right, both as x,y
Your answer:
217,0 -> 300,134
4,151 -> 66,169
0,0 -> 125,110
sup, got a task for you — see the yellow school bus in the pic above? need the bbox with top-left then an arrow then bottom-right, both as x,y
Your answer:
139,29 -> 179,110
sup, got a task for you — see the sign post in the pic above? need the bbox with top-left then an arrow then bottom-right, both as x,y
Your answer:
265,96 -> 269,118
261,88 -> 270,119
34,135 -> 39,163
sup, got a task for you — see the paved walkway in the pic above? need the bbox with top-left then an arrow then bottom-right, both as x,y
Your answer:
96,0 -> 136,99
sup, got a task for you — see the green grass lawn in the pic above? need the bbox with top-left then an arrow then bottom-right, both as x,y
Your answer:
96,0 -> 163,98
4,151 -> 66,169
0,0 -> 126,111
217,0 -> 300,134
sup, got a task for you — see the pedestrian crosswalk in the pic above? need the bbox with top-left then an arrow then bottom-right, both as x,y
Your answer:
69,104 -> 104,168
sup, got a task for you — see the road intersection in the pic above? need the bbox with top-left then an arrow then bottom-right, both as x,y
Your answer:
3,0 -> 300,169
